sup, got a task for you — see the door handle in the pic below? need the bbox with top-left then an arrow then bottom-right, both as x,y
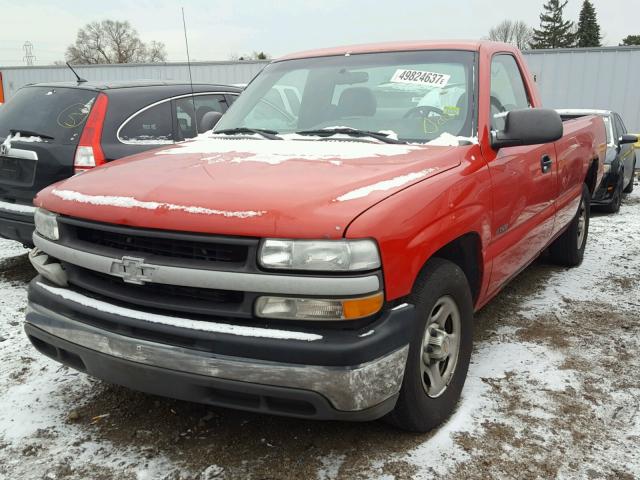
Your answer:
541,155 -> 553,173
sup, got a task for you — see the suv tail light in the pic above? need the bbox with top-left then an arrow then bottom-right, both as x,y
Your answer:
74,93 -> 108,174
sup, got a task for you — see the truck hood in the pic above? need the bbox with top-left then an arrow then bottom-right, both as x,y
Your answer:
36,136 -> 463,238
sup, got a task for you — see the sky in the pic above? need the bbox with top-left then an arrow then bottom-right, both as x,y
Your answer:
0,0 -> 637,66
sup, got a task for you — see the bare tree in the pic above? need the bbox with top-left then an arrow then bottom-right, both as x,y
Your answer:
488,20 -> 534,50
229,51 -> 271,61
65,20 -> 167,64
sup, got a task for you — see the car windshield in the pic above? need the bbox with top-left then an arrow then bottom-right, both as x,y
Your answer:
0,86 -> 98,144
215,50 -> 476,143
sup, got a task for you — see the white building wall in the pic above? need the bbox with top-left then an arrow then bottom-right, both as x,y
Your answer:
523,46 -> 640,132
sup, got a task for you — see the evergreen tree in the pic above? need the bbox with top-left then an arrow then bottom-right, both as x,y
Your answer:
620,35 -> 640,46
576,0 -> 602,47
530,0 -> 575,49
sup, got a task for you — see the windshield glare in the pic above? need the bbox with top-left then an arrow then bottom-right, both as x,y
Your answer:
215,50 -> 476,143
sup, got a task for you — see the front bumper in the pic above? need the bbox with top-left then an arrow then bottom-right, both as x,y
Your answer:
26,277 -> 414,420
592,170 -> 619,205
0,200 -> 35,245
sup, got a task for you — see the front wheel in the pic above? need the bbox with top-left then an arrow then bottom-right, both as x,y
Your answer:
550,183 -> 590,266
386,258 -> 473,432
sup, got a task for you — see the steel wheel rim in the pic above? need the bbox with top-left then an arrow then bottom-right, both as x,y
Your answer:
577,196 -> 587,249
420,295 -> 461,398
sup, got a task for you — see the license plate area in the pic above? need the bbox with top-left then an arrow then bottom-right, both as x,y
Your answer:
0,156 -> 36,185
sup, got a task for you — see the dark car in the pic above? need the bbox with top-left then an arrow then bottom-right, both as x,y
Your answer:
558,109 -> 637,213
0,81 -> 241,245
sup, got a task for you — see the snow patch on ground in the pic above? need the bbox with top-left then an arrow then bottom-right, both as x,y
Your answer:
521,194 -> 640,316
0,239 -> 27,258
404,341 -> 575,477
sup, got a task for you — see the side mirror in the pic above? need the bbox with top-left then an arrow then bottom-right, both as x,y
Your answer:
619,134 -> 638,145
491,108 -> 563,150
199,111 -> 223,133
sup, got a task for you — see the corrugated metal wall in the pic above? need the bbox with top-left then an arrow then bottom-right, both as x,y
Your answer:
523,46 -> 640,132
0,61 -> 268,100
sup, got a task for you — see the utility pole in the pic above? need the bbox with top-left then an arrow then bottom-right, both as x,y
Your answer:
23,41 -> 36,66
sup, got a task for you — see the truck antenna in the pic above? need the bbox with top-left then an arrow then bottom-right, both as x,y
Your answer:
181,7 -> 197,115
66,62 -> 87,84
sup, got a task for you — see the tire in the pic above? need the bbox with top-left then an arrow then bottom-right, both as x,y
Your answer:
386,258 -> 473,432
624,159 -> 635,193
601,174 -> 623,214
550,183 -> 590,267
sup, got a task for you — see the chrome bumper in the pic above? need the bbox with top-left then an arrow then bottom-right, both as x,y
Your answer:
26,301 -> 409,412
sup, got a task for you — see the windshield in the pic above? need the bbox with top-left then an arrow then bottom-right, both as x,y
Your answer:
215,50 -> 476,143
0,86 -> 98,144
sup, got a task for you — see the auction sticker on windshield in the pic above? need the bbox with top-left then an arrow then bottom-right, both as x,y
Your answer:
390,69 -> 450,88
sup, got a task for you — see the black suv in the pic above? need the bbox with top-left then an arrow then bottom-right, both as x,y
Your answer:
0,81 -> 241,245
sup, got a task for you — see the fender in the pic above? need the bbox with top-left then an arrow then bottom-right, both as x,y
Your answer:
345,145 -> 493,305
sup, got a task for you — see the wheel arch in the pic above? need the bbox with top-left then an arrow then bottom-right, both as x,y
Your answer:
585,157 -> 599,194
412,232 -> 484,306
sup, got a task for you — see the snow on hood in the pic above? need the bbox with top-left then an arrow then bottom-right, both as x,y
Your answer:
50,189 -> 266,219
156,135 -> 424,165
336,167 -> 438,202
37,133 -> 468,238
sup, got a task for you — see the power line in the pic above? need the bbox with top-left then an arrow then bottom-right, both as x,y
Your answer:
22,41 -> 36,66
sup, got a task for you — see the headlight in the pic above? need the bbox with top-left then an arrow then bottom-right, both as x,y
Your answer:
603,164 -> 611,173
34,208 -> 59,241
255,292 -> 384,321
259,239 -> 380,271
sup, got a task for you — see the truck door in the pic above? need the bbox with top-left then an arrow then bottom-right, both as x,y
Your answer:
485,54 -> 558,296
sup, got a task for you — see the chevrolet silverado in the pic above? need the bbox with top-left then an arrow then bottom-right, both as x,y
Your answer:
24,41 -> 605,432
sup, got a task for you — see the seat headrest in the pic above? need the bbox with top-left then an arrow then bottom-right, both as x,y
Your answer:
200,111 -> 223,132
335,87 -> 377,117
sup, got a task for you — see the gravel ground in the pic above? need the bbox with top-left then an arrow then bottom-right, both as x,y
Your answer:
1,185 -> 639,480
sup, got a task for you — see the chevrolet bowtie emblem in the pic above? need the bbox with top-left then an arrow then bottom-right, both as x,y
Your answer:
110,256 -> 155,285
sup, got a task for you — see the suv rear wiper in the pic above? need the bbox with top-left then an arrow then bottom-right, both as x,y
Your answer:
214,127 -> 282,140
295,127 -> 405,144
9,129 -> 55,140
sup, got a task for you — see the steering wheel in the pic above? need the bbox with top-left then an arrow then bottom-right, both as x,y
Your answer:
403,105 -> 444,119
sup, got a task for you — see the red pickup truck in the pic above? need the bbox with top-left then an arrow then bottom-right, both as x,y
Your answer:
25,41 -> 605,432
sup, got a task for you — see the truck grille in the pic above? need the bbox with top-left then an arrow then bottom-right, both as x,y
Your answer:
55,218 -> 260,317
74,225 -> 248,263
65,264 -> 247,316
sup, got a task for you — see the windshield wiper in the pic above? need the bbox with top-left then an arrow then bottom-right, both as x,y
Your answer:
214,127 -> 282,140
9,129 -> 54,140
295,127 -> 405,144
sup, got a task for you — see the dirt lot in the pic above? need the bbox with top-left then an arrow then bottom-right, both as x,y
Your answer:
1,187 -> 639,480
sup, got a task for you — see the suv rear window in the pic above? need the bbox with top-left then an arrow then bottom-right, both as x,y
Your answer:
0,86 -> 98,144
